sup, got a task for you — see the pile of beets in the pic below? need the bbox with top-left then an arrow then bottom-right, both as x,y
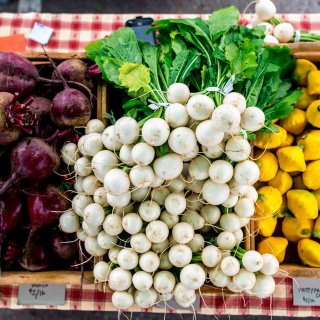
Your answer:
0,52 -> 96,271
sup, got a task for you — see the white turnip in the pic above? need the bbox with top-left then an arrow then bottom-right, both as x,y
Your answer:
139,251 -> 160,272
195,120 -> 224,147
186,94 -> 215,120
234,160 -> 260,186
168,244 -> 192,267
102,125 -> 122,151
255,0 -> 276,21
202,180 -> 230,205
104,168 -> 130,196
225,137 -> 251,162
209,160 -> 233,184
153,153 -> 183,180
240,106 -> 265,131
108,267 -> 132,291
168,127 -> 197,155
146,220 -> 169,243
166,83 -> 190,104
138,200 -> 161,222
211,104 -> 241,133
132,271 -> 153,292
132,142 -> 155,166
114,117 -> 140,145
172,222 -> 194,244
188,156 -> 211,180
164,192 -> 186,215
165,103 -> 189,128
117,248 -> 139,270
92,150 -> 118,182
142,118 -> 170,146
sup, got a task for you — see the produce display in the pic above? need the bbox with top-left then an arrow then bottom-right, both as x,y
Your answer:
2,0 -> 320,312
0,53 -> 97,271
55,5 -> 306,309
254,58 -> 320,267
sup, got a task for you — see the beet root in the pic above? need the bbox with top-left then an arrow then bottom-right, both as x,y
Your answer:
0,185 -> 23,243
51,231 -> 78,260
0,137 -> 60,196
52,59 -> 94,90
50,88 -> 91,127
2,240 -> 23,269
0,52 -> 38,97
27,184 -> 69,230
29,96 -> 51,123
0,92 -> 20,145
19,233 -> 51,271
0,92 -> 14,132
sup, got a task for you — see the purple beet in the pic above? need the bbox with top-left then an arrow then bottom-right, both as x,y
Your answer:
27,184 -> 69,230
0,92 -> 20,145
2,240 -> 23,269
51,231 -> 78,260
0,137 -> 60,196
29,96 -> 51,123
50,88 -> 91,127
0,185 -> 23,243
25,184 -> 69,269
52,59 -> 94,90
0,52 -> 38,97
19,234 -> 51,271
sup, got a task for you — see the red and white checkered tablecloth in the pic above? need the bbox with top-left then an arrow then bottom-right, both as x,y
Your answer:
1,278 -> 319,317
1,13 -> 320,316
0,13 -> 319,52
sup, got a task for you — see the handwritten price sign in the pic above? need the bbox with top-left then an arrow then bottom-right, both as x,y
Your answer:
293,278 -> 320,306
18,284 -> 66,305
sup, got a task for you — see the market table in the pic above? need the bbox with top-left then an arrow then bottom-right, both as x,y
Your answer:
0,12 -> 320,317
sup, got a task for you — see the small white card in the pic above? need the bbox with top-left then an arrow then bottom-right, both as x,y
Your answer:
18,284 -> 66,305
28,22 -> 54,45
293,277 -> 320,306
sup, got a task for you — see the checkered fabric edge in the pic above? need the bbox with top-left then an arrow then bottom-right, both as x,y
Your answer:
0,13 -> 319,52
1,277 -> 320,316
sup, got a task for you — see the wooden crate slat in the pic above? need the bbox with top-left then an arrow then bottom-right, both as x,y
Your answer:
0,271 -> 94,285
0,52 -> 104,286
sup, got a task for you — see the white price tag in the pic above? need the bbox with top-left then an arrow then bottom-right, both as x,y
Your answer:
28,22 -> 54,45
293,278 -> 320,306
18,284 -> 66,305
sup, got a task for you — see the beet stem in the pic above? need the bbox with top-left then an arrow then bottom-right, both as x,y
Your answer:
44,128 -> 72,144
41,46 -> 68,89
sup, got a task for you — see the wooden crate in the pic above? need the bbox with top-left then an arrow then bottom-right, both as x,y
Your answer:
250,44 -> 320,276
0,52 -> 107,286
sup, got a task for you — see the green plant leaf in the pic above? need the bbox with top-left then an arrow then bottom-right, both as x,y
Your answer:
119,62 -> 151,94
264,90 -> 302,121
208,6 -> 240,41
103,27 -> 142,64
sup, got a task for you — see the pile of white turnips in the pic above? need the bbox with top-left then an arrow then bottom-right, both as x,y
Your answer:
247,0 -> 299,45
59,82 -> 279,310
